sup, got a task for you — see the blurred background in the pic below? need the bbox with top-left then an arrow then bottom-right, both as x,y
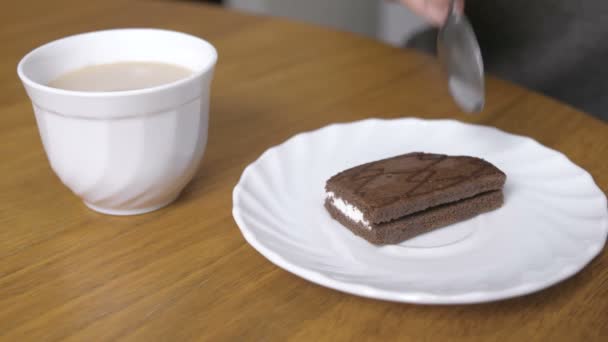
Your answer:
203,0 -> 428,47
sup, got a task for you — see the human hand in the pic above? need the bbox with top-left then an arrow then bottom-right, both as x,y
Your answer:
399,0 -> 465,26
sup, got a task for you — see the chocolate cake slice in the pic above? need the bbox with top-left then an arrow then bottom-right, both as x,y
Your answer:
324,152 -> 506,245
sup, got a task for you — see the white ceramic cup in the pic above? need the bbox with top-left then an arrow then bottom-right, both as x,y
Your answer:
17,29 -> 218,215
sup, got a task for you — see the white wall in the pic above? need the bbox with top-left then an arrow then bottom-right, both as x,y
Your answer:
226,0 -> 428,46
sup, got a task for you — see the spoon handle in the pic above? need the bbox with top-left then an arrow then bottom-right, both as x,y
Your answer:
444,0 -> 459,26
448,0 -> 456,15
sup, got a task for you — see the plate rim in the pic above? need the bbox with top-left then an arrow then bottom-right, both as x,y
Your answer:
232,117 -> 608,304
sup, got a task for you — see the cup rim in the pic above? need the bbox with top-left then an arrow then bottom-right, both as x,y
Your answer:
17,28 -> 218,99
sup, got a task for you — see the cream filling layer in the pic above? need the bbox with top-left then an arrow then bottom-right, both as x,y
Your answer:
326,191 -> 372,230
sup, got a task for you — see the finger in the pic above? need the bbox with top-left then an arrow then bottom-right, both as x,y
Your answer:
399,0 -> 434,23
426,0 -> 466,25
400,0 -> 465,26
426,0 -> 450,25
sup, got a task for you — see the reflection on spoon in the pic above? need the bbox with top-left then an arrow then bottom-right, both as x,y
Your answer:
449,76 -> 485,112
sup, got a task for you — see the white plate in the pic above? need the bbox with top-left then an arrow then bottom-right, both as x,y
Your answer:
232,118 -> 608,304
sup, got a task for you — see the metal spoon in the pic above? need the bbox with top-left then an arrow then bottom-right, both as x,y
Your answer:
437,0 -> 485,113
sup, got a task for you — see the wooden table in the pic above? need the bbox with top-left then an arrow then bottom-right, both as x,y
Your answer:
1,0 -> 607,340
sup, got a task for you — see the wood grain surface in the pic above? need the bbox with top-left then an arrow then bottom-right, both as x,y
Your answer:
1,0 -> 607,341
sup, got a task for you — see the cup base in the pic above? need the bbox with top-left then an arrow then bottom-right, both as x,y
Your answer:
84,195 -> 179,216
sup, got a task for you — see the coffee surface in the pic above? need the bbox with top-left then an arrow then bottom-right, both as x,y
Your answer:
48,61 -> 192,92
